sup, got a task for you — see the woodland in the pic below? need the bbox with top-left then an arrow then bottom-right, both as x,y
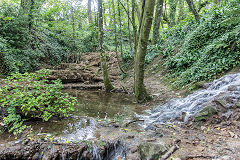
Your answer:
0,0 -> 240,159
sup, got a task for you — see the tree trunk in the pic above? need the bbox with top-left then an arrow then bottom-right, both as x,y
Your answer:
21,0 -> 34,31
134,0 -> 155,102
131,0 -> 137,54
186,0 -> 200,22
103,3 -> 107,26
112,0 -> 118,53
168,0 -> 178,27
28,0 -> 34,31
98,0 -> 114,92
163,0 -> 169,26
152,0 -> 164,45
117,0 -> 124,58
112,0 -> 125,74
178,0 -> 185,22
127,0 -> 133,52
71,2 -> 75,39
88,0 -> 92,23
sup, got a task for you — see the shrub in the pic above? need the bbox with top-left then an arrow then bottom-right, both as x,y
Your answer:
0,70 -> 76,135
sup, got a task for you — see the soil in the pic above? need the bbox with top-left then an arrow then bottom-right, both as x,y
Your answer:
1,52 -> 240,159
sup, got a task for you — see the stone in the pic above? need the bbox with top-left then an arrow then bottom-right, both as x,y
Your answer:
138,141 -> 166,160
194,106 -> 218,122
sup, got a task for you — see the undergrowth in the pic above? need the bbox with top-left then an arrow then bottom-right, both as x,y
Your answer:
149,0 -> 240,88
0,70 -> 76,135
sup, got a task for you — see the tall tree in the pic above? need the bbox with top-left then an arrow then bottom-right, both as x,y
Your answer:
134,0 -> 155,102
131,0 -> 137,53
112,0 -> 118,52
88,0 -> 93,23
186,0 -> 200,22
112,0 -> 125,74
21,0 -> 34,30
168,0 -> 178,27
117,0 -> 124,57
127,0 -> 133,52
152,0 -> 164,45
98,0 -> 114,92
71,0 -> 75,39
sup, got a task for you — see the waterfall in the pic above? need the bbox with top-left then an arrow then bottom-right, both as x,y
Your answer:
139,73 -> 240,126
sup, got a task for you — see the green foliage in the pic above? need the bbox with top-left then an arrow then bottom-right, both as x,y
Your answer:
153,0 -> 240,87
0,1 -> 99,75
0,70 -> 76,135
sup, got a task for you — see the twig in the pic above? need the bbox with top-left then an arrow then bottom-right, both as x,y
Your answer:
124,119 -> 144,127
182,155 -> 214,160
161,145 -> 179,160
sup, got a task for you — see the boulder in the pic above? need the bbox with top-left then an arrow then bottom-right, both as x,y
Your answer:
138,141 -> 166,160
194,106 -> 218,122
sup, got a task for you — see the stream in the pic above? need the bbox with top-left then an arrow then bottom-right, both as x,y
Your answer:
0,90 -> 144,143
138,72 -> 240,128
0,73 -> 240,159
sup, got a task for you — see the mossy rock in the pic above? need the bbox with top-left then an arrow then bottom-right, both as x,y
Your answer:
138,141 -> 166,160
194,106 -> 218,122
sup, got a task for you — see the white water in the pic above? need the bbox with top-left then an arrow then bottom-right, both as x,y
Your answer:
56,117 -> 97,142
139,73 -> 240,126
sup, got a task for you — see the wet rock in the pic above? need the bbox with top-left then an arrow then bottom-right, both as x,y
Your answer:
138,141 -> 166,160
0,139 -> 127,160
195,81 -> 211,89
227,85 -> 240,91
175,112 -> 187,122
194,106 -> 218,122
220,110 -> 232,120
214,99 -> 229,112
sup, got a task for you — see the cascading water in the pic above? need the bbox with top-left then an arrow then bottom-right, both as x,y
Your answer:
139,73 -> 240,127
57,117 -> 97,142
103,140 -> 127,160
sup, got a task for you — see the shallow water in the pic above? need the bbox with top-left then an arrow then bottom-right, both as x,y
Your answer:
64,89 -> 143,118
0,90 -> 142,143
